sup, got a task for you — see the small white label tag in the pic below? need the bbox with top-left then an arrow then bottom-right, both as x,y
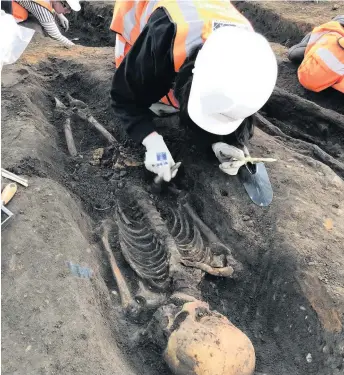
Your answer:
212,20 -> 250,31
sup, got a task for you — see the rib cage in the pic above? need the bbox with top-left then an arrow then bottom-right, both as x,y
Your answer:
116,200 -> 170,290
166,208 -> 211,264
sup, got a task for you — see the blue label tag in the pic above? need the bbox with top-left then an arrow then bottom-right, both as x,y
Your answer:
156,152 -> 167,162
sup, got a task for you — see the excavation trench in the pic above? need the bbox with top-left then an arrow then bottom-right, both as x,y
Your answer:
2,2 -> 344,375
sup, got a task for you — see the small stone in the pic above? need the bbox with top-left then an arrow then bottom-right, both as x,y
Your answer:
299,306 -> 306,311
317,171 -> 325,176
306,353 -> 312,363
117,181 -> 125,189
243,215 -> 250,221
110,173 -> 120,183
19,210 -> 24,214
332,4 -> 339,10
332,203 -> 339,209
119,170 -> 127,177
102,171 -> 113,180
322,345 -> 329,354
307,160 -> 317,168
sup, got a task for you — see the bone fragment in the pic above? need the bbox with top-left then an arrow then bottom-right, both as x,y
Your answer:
54,97 -> 67,110
66,93 -> 88,109
181,259 -> 234,278
63,118 -> 78,157
135,281 -> 167,309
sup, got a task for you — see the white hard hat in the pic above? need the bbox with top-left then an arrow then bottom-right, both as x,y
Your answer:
188,26 -> 278,135
66,0 -> 81,12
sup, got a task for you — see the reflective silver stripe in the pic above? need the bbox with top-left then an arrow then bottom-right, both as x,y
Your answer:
308,31 -> 329,45
308,31 -> 342,46
123,1 -> 138,41
140,0 -> 159,32
115,35 -> 125,59
177,0 -> 203,56
316,47 -> 344,75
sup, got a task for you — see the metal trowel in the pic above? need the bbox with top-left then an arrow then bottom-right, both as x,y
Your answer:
238,162 -> 273,207
151,162 -> 182,193
1,183 -> 17,230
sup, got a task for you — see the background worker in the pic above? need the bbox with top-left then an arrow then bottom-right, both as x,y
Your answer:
1,0 -> 81,47
288,15 -> 344,93
110,0 -> 277,183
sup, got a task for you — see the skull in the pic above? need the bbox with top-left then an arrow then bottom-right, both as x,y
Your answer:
151,300 -> 256,375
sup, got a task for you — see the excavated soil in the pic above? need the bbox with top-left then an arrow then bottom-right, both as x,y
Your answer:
2,2 -> 344,375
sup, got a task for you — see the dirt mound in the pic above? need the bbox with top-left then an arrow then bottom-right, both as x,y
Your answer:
2,2 -> 344,375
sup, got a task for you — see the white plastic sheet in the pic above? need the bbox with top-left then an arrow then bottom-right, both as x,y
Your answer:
0,10 -> 35,69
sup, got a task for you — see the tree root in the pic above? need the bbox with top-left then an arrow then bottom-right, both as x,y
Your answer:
255,112 -> 344,178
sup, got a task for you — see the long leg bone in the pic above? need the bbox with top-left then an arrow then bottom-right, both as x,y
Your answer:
54,97 -> 77,157
64,118 -> 78,157
74,108 -> 117,144
101,222 -> 137,311
66,93 -> 117,145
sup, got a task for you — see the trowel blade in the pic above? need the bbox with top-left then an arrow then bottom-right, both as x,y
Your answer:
1,205 -> 14,230
238,162 -> 273,207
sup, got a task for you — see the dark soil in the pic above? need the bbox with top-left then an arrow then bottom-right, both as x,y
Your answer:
2,2 -> 344,375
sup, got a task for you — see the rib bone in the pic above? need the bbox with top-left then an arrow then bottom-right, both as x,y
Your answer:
165,206 -> 236,278
116,199 -> 170,290
183,202 -> 243,274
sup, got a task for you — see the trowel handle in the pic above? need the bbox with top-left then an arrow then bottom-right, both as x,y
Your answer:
1,183 -> 17,205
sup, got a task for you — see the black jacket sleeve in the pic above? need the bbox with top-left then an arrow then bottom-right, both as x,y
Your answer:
110,8 -> 176,143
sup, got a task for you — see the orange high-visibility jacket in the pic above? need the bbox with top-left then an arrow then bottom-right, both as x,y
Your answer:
110,0 -> 253,107
298,20 -> 344,93
12,0 -> 54,22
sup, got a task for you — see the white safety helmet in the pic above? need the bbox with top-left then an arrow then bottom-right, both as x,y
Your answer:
66,0 -> 81,12
188,26 -> 278,135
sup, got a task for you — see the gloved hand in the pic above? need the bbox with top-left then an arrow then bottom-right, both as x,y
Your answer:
142,132 -> 178,182
212,142 -> 246,176
56,13 -> 69,31
212,142 -> 277,176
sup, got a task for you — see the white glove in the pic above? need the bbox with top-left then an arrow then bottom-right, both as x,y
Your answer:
212,142 -> 277,175
212,143 -> 245,176
56,13 -> 69,31
142,132 -> 178,182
